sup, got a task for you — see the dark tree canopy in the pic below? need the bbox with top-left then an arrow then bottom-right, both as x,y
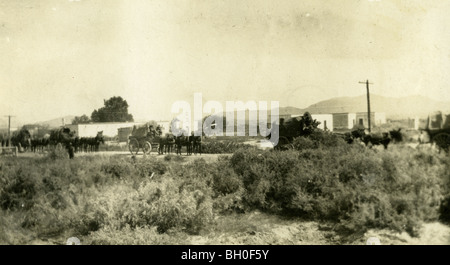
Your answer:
91,96 -> 134,123
279,112 -> 321,139
72,114 -> 91,125
298,112 -> 320,137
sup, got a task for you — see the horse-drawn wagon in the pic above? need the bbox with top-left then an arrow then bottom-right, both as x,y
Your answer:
50,127 -> 76,150
421,111 -> 450,152
128,124 -> 162,155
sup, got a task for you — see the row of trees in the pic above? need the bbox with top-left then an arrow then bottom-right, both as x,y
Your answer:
73,96 -> 134,124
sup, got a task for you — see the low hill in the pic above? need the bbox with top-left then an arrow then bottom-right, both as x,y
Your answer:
33,115 -> 75,128
303,94 -> 450,119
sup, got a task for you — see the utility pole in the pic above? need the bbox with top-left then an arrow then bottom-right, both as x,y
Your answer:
359,80 -> 373,133
4,115 -> 15,146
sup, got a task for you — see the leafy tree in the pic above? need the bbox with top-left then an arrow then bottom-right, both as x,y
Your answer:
266,112 -> 321,149
91,96 -> 134,122
298,112 -> 320,137
277,112 -> 321,140
72,115 -> 91,125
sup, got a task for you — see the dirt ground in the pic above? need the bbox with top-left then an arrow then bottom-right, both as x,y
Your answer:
189,211 -> 450,245
21,213 -> 450,245
362,222 -> 450,245
15,149 -> 229,162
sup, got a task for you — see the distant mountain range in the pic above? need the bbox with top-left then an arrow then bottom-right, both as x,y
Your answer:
202,94 -> 450,122
0,115 -> 76,130
34,115 -> 76,128
281,94 -> 450,120
2,94 -> 448,129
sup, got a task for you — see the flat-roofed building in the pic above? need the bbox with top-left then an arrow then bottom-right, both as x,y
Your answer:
332,113 -> 357,130
66,122 -> 144,138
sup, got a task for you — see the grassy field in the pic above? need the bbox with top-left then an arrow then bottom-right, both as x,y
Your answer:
1,133 -> 449,245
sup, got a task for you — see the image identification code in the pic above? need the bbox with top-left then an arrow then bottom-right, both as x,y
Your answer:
181,249 -> 269,262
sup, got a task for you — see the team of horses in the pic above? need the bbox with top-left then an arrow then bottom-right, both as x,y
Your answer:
0,129 -> 32,151
156,133 -> 202,155
339,128 -> 403,149
48,128 -> 105,153
2,124 -> 402,157
175,134 -> 202,155
1,127 -> 104,153
1,127 -> 203,156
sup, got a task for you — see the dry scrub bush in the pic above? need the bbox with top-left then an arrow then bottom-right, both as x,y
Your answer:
228,145 -> 449,237
1,140 -> 448,243
201,141 -> 256,154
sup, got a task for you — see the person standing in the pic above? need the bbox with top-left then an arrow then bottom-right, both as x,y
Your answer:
67,142 -> 75,159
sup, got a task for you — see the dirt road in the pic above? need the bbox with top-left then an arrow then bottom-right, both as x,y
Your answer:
15,150 -> 231,164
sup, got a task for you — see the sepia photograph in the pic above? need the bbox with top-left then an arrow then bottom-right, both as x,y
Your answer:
1,0 -> 450,249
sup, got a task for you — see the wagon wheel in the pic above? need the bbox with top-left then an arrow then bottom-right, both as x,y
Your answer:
128,138 -> 140,155
143,141 -> 152,155
433,133 -> 450,153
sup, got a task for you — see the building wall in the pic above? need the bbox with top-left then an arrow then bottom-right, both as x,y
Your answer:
347,113 -> 355,129
332,113 -> 351,130
355,112 -> 386,128
280,112 -> 385,132
311,114 -> 333,131
67,122 -> 144,138
355,112 -> 373,128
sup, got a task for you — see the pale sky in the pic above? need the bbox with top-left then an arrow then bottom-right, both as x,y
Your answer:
1,0 -> 449,125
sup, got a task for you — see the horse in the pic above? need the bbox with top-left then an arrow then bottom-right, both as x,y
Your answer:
30,138 -> 42,152
32,134 -> 50,153
191,135 -> 202,155
175,135 -> 192,155
49,127 -> 76,149
30,136 -> 45,152
388,128 -> 403,143
39,135 -> 50,152
11,128 -> 32,152
158,133 -> 176,154
73,136 -> 81,153
357,128 -> 402,149
0,133 -> 6,147
361,132 -> 391,149
71,132 -> 104,153
87,131 -> 104,152
79,137 -> 89,152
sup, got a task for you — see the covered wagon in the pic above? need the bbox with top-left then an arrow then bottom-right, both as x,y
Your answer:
128,123 -> 162,155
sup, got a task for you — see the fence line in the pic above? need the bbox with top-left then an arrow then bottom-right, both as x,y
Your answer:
0,146 -> 18,156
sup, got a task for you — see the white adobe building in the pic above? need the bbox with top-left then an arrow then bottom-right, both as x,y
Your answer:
66,122 -> 144,138
332,112 -> 386,130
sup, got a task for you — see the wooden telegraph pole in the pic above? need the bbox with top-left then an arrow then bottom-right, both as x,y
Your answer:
4,115 -> 15,146
359,80 -> 373,133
